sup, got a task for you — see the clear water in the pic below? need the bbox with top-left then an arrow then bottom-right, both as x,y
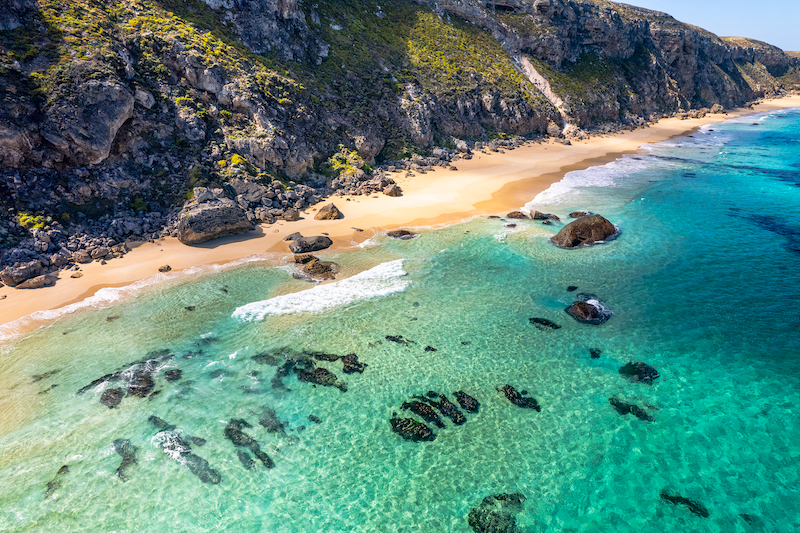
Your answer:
2,110 -> 800,532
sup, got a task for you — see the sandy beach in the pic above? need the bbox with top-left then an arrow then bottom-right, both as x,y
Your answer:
2,94 -> 800,339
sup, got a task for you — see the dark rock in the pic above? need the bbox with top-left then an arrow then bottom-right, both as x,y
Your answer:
16,274 -> 57,289
224,418 -> 274,468
184,306 -> 196,311
1,261 -> 44,287
505,224 -> 517,228
308,415 -> 322,424
551,214 -> 617,248
660,489 -> 710,518
383,184 -> 402,197
467,492 -> 526,533
31,369 -> 60,383
569,211 -> 592,218
147,415 -> 176,432
106,315 -> 120,322
127,371 -> 155,398
566,285 -> 579,292
529,317 -> 561,331
565,299 -> 612,325
45,465 -> 70,498
590,348 -> 602,359
299,258 -> 339,281
314,203 -> 344,220
285,232 -> 303,241
609,397 -> 654,422
156,431 -> 221,484
389,417 -> 435,442
158,265 -> 172,273
402,400 -> 445,428
429,395 -> 466,425
296,367 -> 347,392
259,407 -> 286,434
237,450 -> 255,470
619,362 -> 660,384
454,391 -> 480,413
342,353 -> 367,374
542,220 -> 553,226
253,352 -> 283,366
424,346 -> 437,352
100,387 -> 124,408
386,335 -> 412,345
387,229 -> 417,240
507,211 -> 528,219
288,236 -> 333,253
177,199 -> 253,245
190,436 -> 206,447
311,352 -> 341,362
112,439 -> 138,481
293,253 -> 316,264
529,210 -> 550,220
164,369 -> 183,382
498,385 -> 541,411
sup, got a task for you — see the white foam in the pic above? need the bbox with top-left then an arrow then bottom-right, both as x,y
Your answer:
232,259 -> 410,321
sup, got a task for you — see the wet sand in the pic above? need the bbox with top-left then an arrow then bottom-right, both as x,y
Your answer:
2,94 -> 800,340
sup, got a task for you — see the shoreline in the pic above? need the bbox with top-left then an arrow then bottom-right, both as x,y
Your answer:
2,94 -> 800,341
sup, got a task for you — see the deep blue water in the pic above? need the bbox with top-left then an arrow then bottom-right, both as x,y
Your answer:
0,109 -> 799,532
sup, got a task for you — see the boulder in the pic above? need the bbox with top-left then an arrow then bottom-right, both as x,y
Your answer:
569,211 -> 592,218
288,236 -> 333,253
710,104 -> 724,114
285,232 -> 304,242
158,265 -> 172,273
0,260 -> 43,287
383,184 -> 402,197
15,274 -> 56,289
314,203 -> 344,220
565,298 -> 612,325
467,493 -> 527,533
228,178 -> 269,205
506,211 -> 528,219
454,391 -> 480,413
72,250 -> 92,263
176,199 -> 253,244
389,417 -> 435,442
550,214 -> 616,248
387,229 -> 417,240
283,208 -> 300,221
619,362 -> 660,384
529,210 -> 549,220
299,258 -> 339,281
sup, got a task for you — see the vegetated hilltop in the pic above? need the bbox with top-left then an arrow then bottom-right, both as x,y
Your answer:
0,0 -> 798,264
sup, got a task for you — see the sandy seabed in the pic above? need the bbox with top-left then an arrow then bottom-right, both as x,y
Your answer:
2,94 -> 800,339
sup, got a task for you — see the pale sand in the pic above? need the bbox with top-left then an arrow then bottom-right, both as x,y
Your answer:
2,94 -> 800,339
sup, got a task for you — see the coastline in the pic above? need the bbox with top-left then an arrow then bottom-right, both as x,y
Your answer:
2,94 -> 800,340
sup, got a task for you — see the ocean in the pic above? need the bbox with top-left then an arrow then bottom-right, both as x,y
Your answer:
1,108 -> 799,532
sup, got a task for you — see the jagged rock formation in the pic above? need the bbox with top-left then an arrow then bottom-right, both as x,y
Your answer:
1,0 -> 798,278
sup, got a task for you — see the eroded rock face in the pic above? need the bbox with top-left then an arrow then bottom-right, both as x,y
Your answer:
550,214 -> 616,248
177,199 -> 253,244
42,79 -> 134,165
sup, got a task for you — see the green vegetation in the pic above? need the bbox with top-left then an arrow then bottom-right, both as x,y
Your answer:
131,197 -> 148,212
320,146 -> 369,178
18,212 -> 50,231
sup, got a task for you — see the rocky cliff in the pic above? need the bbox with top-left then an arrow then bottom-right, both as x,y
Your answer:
1,0 -> 798,281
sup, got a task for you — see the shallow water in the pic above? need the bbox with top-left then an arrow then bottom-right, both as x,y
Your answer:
1,109 -> 800,532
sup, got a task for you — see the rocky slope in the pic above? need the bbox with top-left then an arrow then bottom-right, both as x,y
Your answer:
1,0 -> 799,285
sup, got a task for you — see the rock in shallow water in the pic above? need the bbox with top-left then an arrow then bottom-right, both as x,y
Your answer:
529,317 -> 561,331
467,492 -> 526,533
660,489 -> 710,518
619,361 -> 660,384
100,387 -> 123,408
390,417 -> 435,442
498,385 -> 540,411
454,391 -> 480,413
402,400 -> 445,428
387,229 -> 416,240
550,214 -> 616,248
112,438 -> 138,481
565,299 -> 612,325
609,397 -> 654,421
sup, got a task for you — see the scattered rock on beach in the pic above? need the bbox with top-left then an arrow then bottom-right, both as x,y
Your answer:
314,203 -> 344,220
176,199 -> 252,245
158,265 -> 171,273
551,214 -> 616,248
284,232 -> 303,241
383,184 -> 403,197
288,236 -> 333,253
387,229 -> 416,240
16,274 -> 57,289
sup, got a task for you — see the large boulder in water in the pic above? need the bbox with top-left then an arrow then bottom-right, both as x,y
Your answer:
619,361 -> 660,384
550,214 -> 616,248
565,298 -> 612,325
177,199 -> 253,244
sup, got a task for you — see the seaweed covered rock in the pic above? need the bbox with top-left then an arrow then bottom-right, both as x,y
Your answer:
100,388 -> 124,408
467,492 -> 527,533
619,361 -> 660,384
402,400 -> 445,428
296,367 -> 347,392
390,417 -> 435,442
498,385 -> 541,411
155,431 -> 221,484
455,391 -> 480,413
177,199 -> 253,245
550,215 -> 616,248
429,394 -> 466,425
223,418 -> 275,469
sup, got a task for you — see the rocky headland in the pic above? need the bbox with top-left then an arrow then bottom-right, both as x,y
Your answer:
1,0 -> 800,288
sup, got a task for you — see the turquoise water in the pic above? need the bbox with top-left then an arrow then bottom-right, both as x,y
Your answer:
2,109 -> 800,532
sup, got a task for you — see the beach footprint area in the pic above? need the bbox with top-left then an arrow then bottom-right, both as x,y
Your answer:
2,110 -> 800,532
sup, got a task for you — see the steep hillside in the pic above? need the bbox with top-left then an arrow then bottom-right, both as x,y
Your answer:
1,0 -> 799,283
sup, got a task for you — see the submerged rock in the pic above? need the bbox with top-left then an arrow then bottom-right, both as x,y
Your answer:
660,489 -> 710,518
237,450 -> 255,470
100,387 -> 124,408
127,370 -> 155,398
112,439 -> 138,481
296,367 -> 347,392
590,348 -> 602,359
498,385 -> 541,411
550,214 -> 616,248
252,352 -> 283,366
429,394 -> 466,425
529,317 -> 561,331
390,417 -> 435,442
454,391 -> 480,413
156,431 -> 222,484
609,397 -> 654,422
224,419 -> 274,469
258,407 -> 286,434
467,492 -> 527,533
386,334 -> 413,345
341,353 -> 367,374
402,400 -> 445,428
44,465 -> 70,498
507,211 -> 528,219
619,362 -> 660,384
164,369 -> 183,382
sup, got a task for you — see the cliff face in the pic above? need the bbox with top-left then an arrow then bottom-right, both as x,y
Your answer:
0,0 -> 798,255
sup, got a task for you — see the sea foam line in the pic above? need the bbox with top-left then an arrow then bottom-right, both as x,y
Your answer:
232,259 -> 410,321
